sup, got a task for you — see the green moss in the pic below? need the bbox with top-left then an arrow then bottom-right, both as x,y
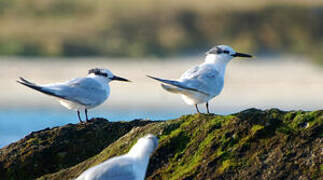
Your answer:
251,125 -> 264,135
267,108 -> 282,120
276,125 -> 295,135
283,112 -> 297,121
2,108 -> 319,180
217,159 -> 233,174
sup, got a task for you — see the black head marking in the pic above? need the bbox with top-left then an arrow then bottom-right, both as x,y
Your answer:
88,68 -> 108,77
223,50 -> 230,54
207,47 -> 221,55
207,47 -> 230,55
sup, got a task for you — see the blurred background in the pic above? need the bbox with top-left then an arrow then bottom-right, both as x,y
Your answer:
1,0 -> 323,147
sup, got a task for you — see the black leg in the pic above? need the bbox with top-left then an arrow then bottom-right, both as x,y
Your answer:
206,102 -> 210,114
77,110 -> 83,123
85,109 -> 89,122
195,104 -> 200,113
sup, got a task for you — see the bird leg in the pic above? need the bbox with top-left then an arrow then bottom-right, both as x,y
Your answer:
77,110 -> 83,123
85,109 -> 89,122
206,102 -> 210,114
195,104 -> 200,114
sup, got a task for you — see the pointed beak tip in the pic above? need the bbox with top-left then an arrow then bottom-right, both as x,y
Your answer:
233,52 -> 253,58
121,78 -> 131,82
111,76 -> 131,82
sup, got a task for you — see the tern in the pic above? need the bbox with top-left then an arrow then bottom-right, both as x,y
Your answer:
76,134 -> 158,180
17,68 -> 130,123
147,45 -> 252,113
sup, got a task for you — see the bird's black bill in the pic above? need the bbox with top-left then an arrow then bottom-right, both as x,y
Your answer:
232,52 -> 252,58
111,76 -> 131,82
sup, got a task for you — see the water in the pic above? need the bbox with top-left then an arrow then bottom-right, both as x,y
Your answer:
0,107 -> 195,148
1,56 -> 323,148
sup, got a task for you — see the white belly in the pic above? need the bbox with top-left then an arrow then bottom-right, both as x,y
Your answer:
181,92 -> 214,105
58,99 -> 86,111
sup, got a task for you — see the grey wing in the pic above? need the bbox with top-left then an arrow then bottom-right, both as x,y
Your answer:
77,159 -> 136,180
147,75 -> 209,95
180,65 -> 223,95
45,78 -> 107,106
180,65 -> 200,80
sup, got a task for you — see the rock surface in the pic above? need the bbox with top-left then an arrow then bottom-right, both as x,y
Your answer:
0,118 -> 154,179
0,108 -> 322,180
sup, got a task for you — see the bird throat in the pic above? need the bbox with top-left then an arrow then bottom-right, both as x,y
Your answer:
204,54 -> 230,76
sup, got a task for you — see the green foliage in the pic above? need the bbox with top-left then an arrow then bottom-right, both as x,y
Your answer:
0,0 -> 322,62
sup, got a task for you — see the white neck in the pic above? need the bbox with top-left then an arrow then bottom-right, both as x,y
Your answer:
126,139 -> 154,180
127,139 -> 154,162
204,54 -> 232,76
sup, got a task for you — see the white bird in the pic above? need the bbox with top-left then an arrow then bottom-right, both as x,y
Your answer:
76,134 -> 159,180
17,68 -> 130,123
147,45 -> 252,113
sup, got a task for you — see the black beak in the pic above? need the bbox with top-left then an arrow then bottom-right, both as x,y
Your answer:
232,52 -> 252,58
111,75 -> 131,82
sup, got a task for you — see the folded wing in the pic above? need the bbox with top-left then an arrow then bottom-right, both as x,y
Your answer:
17,77 -> 107,106
180,65 -> 223,96
147,75 -> 209,96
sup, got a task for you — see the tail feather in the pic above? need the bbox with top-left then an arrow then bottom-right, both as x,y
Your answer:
147,75 -> 209,96
161,84 -> 182,94
19,77 -> 36,85
17,77 -> 66,99
161,84 -> 206,97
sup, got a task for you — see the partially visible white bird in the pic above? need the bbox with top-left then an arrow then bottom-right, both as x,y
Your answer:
17,68 -> 130,123
76,134 -> 159,180
147,45 -> 252,113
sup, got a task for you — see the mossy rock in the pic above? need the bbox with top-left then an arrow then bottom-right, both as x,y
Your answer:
38,108 -> 322,180
0,118 -> 154,180
1,108 -> 322,180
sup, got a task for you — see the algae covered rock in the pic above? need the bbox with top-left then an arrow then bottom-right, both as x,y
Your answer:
0,118 -> 154,180
0,108 -> 322,180
38,108 -> 322,180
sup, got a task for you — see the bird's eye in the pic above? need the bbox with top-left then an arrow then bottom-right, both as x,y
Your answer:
94,71 -> 108,77
223,50 -> 229,54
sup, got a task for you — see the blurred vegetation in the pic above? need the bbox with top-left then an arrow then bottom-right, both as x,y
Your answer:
0,0 -> 322,61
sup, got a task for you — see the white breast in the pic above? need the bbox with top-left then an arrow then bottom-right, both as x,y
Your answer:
58,99 -> 86,111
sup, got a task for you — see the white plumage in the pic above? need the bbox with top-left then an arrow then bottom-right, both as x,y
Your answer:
148,45 -> 252,113
17,68 -> 130,122
76,134 -> 159,180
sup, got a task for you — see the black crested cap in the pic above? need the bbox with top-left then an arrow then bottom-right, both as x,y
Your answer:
88,68 -> 99,74
88,68 -> 108,77
206,47 -> 221,54
206,46 -> 230,55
